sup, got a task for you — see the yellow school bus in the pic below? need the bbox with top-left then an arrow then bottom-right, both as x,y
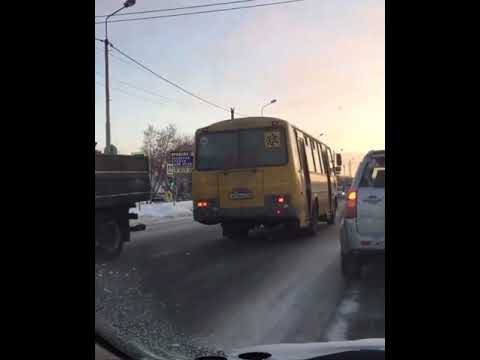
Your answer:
192,117 -> 341,238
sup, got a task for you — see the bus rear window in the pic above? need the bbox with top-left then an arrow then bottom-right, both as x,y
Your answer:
196,132 -> 238,170
196,128 -> 287,170
239,128 -> 287,167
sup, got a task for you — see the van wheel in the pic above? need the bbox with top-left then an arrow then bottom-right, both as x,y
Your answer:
222,223 -> 249,239
341,253 -> 361,280
306,206 -> 319,236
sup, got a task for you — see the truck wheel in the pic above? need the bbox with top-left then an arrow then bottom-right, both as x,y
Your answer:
341,253 -> 361,280
96,220 -> 124,261
222,223 -> 249,239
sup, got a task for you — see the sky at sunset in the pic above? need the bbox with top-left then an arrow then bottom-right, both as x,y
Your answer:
95,0 -> 384,166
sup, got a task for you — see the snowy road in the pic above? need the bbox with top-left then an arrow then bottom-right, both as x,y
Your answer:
95,214 -> 384,359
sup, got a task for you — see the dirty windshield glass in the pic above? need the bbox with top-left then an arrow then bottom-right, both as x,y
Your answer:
95,0 -> 385,359
196,128 -> 287,170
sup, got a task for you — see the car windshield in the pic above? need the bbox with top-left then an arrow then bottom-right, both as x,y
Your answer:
95,0 -> 385,359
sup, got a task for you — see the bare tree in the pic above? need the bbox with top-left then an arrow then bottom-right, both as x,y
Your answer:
142,124 -> 177,197
175,134 -> 194,149
141,124 -> 194,198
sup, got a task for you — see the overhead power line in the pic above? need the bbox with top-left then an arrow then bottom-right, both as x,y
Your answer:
95,70 -> 177,103
108,42 -> 247,116
95,0 -> 258,18
95,45 -> 138,67
95,0 -> 305,24
95,47 -> 210,110
95,80 -> 164,107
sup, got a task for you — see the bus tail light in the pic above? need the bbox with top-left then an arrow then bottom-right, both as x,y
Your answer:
197,200 -> 209,208
276,196 -> 286,204
345,189 -> 358,219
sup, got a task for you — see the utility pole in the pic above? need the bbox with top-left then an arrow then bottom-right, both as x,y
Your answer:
348,159 -> 352,177
104,38 -> 111,153
103,0 -> 136,154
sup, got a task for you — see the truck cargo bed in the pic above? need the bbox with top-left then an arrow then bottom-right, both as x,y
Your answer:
95,154 -> 150,208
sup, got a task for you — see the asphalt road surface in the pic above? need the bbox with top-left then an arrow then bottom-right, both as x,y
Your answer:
95,211 -> 385,359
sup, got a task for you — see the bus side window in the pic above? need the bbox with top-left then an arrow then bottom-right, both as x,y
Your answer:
318,143 -> 326,174
316,142 -> 324,174
304,136 -> 316,173
310,139 -> 318,173
327,148 -> 334,171
294,129 -> 302,170
320,145 -> 330,175
312,141 -> 321,174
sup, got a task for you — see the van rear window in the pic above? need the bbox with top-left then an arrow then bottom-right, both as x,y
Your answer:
360,156 -> 385,188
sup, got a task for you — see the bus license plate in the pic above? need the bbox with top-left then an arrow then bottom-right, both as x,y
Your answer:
230,190 -> 253,200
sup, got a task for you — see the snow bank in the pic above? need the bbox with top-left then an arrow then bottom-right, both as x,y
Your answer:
130,201 -> 193,225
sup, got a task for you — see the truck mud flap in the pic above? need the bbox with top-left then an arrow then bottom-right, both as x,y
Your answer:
130,224 -> 146,232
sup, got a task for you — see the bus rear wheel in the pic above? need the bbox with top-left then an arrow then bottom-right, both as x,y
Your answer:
222,223 -> 250,239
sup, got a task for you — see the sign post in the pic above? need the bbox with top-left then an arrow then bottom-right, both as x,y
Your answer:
166,163 -> 174,177
174,174 -> 177,206
172,177 -> 176,206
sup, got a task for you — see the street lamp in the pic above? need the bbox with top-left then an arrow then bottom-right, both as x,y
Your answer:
261,99 -> 277,116
319,133 -> 324,137
103,0 -> 136,154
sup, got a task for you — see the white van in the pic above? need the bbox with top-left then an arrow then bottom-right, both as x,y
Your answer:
340,150 -> 385,279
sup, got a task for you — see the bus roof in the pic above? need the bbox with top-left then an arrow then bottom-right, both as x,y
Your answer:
196,117 -> 330,150
197,117 -> 289,133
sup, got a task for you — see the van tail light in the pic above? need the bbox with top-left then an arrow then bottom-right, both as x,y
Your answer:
345,189 -> 358,219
